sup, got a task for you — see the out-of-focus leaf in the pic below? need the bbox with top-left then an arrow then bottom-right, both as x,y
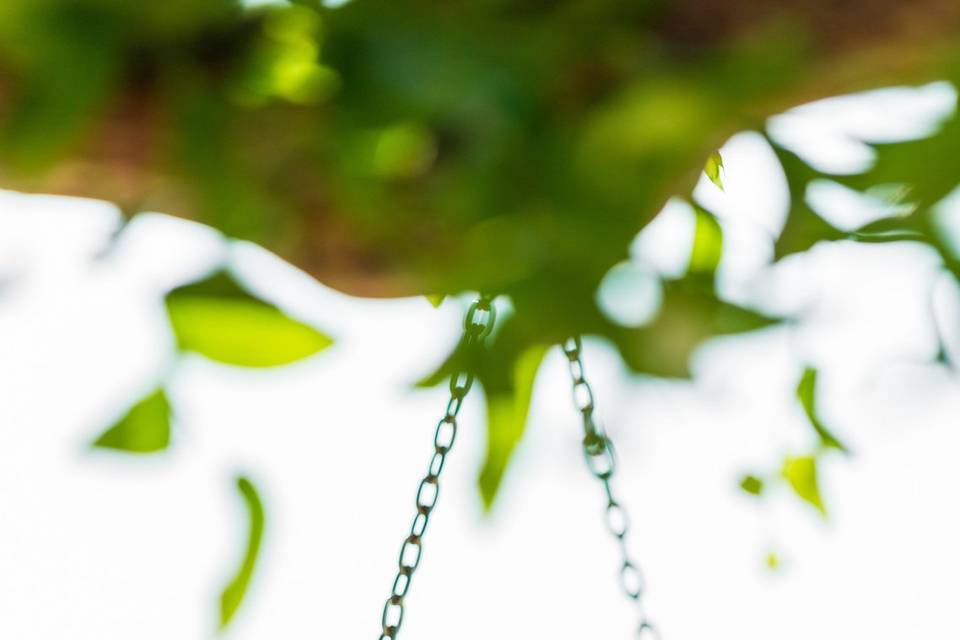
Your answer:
772,109 -> 960,275
739,474 -> 765,496
612,276 -> 777,378
92,389 -> 171,453
2,6 -> 123,167
229,6 -> 337,107
220,476 -> 265,630
173,80 -> 279,243
705,151 -> 725,190
478,344 -> 548,510
782,455 -> 826,517
166,271 -> 332,367
425,294 -> 445,308
167,298 -> 331,366
839,111 -> 960,212
770,143 -> 846,259
689,205 -> 723,275
414,311 -> 550,510
414,334 -> 483,391
796,367 -> 849,452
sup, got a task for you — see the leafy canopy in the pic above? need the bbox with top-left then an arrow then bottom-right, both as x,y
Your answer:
3,0 -> 960,620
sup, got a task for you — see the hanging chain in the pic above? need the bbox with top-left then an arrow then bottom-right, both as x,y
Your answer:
377,295 -> 496,640
561,335 -> 659,640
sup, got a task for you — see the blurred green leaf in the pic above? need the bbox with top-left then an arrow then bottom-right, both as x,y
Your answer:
166,271 -> 332,367
770,143 -> 846,259
2,5 -> 123,167
220,476 -> 265,630
172,79 -> 280,243
772,108 -> 960,271
478,344 -> 548,510
414,312 -> 552,510
689,205 -> 723,276
839,110 -> 960,212
705,151 -> 725,190
92,389 -> 171,453
612,276 -> 777,378
739,474 -> 765,496
796,367 -> 849,452
167,298 -> 331,367
425,294 -> 445,308
782,455 -> 826,517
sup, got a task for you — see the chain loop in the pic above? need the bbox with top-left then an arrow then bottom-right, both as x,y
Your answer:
561,335 -> 659,639
375,295 -> 495,640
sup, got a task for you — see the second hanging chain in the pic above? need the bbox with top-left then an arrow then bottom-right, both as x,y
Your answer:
562,336 -> 659,639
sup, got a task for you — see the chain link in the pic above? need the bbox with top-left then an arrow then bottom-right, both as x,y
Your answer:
376,295 -> 496,640
561,335 -> 659,639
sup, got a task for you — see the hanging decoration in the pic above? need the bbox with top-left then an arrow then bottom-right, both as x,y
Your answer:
376,300 -> 657,639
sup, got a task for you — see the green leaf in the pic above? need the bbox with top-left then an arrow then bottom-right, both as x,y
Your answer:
220,476 -> 266,630
839,111 -> 960,212
782,455 -> 826,517
689,205 -> 723,275
166,271 -> 333,367
92,389 -> 171,453
2,9 -> 124,168
770,143 -> 846,260
796,367 -> 849,452
416,313 -> 549,510
705,151 -> 725,190
167,298 -> 332,367
771,111 -> 960,271
478,344 -> 548,510
739,474 -> 765,496
425,294 -> 445,308
612,276 -> 777,378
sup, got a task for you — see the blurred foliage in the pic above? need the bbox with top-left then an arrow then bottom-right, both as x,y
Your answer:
2,0 -> 960,616
221,475 -> 266,629
424,293 -> 445,308
689,206 -> 723,275
796,367 -> 849,453
0,0 -> 957,389
772,105 -> 960,272
782,455 -> 826,517
739,367 -> 845,517
167,270 -> 333,367
704,151 -> 725,191
93,388 -> 172,453
771,145 -> 849,259
739,475 -> 764,497
477,344 -> 548,509
85,266 -> 328,625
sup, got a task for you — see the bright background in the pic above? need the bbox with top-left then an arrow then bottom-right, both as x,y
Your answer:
1,83 -> 960,639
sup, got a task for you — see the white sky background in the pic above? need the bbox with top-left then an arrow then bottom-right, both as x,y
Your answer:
1,84 -> 960,639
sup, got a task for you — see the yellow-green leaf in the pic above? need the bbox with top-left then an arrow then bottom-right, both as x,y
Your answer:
705,151 -> 724,190
782,455 -> 826,517
220,476 -> 265,629
689,205 -> 723,275
167,296 -> 332,367
739,474 -> 764,496
425,294 -> 445,308
478,345 -> 548,510
92,389 -> 171,453
796,367 -> 849,452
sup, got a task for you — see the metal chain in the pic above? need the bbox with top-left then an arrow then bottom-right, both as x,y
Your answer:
561,335 -> 659,640
377,295 -> 496,640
